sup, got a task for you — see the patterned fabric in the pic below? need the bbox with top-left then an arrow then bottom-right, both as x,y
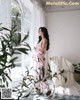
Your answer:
32,41 -> 46,66
32,41 -> 49,92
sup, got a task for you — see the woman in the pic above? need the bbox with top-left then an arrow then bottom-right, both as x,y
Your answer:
32,27 -> 51,96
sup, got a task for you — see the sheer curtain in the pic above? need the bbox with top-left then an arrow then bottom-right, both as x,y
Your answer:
17,0 -> 47,71
30,0 -> 46,47
30,0 -> 48,76
19,0 -> 33,73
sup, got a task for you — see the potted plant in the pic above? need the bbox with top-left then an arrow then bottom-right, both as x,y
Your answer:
0,13 -> 31,99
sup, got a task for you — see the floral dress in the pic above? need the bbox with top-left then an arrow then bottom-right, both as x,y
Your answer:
32,41 -> 49,93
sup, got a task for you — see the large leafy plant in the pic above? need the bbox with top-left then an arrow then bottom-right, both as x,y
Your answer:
13,61 -> 67,100
0,13 -> 31,87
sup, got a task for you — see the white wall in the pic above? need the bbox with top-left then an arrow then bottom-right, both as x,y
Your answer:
46,10 -> 80,63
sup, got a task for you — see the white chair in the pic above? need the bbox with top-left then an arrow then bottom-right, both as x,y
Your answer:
50,56 -> 80,96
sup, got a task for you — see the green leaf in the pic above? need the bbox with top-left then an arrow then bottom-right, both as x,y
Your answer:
25,67 -> 29,76
11,25 -> 17,32
6,52 -> 12,56
4,64 -> 14,69
0,62 -> 5,66
22,81 -> 28,88
2,75 -> 6,82
5,34 -> 10,39
52,72 -> 59,79
21,33 -> 29,42
12,89 -> 17,92
6,81 -> 8,87
24,42 -> 31,50
53,72 -> 57,76
0,54 -> 7,63
4,73 -> 12,81
12,27 -> 17,32
9,57 -> 18,63
48,63 -> 52,72
15,48 -> 29,54
30,66 -> 33,70
8,68 -> 11,74
0,69 -> 4,75
0,54 -> 7,61
1,41 -> 6,50
2,27 -> 11,32
19,92 -> 22,97
17,33 -> 21,44
1,36 -> 9,43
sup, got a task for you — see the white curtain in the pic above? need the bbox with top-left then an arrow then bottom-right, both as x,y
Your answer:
19,0 -> 33,73
30,0 -> 46,46
18,0 -> 47,66
30,0 -> 48,76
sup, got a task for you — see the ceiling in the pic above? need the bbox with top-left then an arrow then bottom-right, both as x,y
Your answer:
39,0 -> 80,12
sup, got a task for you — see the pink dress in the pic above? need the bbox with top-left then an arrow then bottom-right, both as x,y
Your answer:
32,41 -> 49,93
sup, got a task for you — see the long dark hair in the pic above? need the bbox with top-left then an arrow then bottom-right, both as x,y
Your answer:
38,27 -> 50,50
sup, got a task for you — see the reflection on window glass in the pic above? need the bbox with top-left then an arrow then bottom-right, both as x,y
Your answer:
11,0 -> 21,32
11,0 -> 21,65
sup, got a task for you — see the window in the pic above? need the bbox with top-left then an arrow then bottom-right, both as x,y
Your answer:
11,0 -> 32,88
11,0 -> 22,88
11,0 -> 21,66
11,0 -> 32,67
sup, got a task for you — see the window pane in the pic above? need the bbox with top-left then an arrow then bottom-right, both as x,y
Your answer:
11,0 -> 21,66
